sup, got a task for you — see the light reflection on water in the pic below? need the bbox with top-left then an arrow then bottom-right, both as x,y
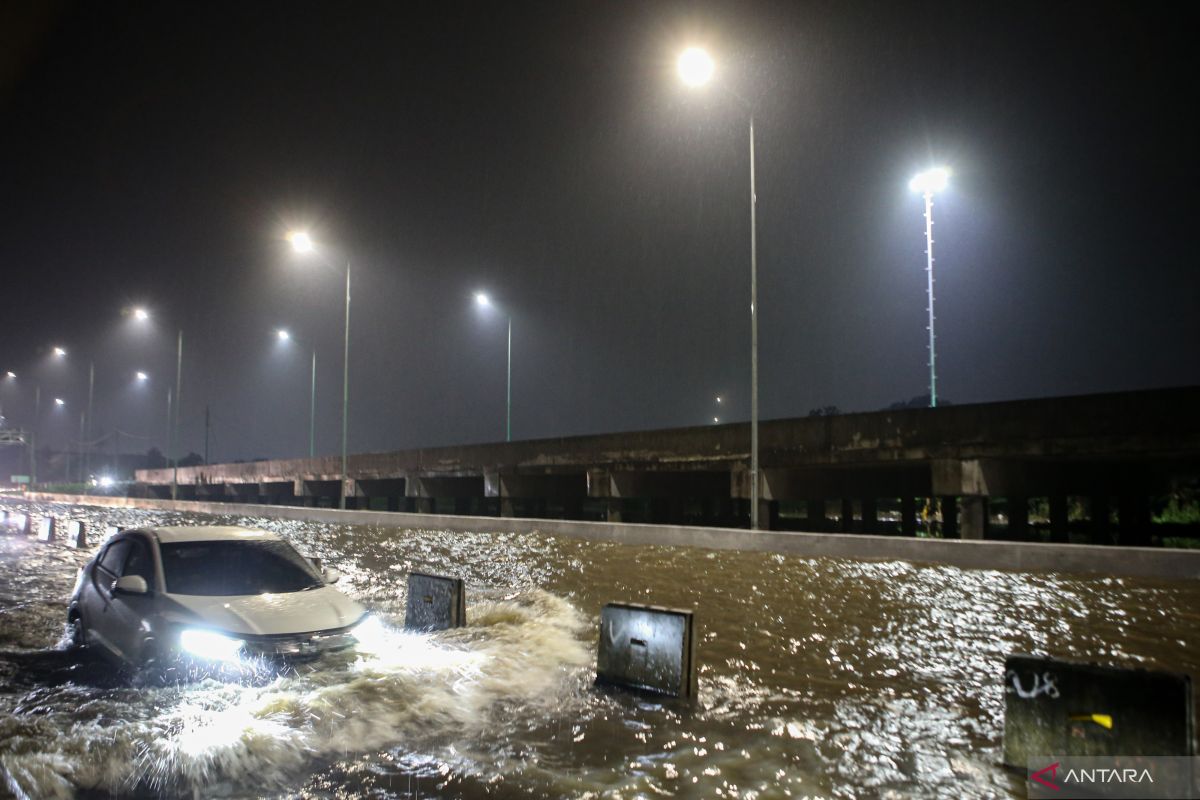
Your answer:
1,499 -> 1198,799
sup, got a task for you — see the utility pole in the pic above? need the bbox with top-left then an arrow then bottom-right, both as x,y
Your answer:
204,405 -> 211,464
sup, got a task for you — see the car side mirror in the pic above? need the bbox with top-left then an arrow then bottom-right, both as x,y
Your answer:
112,575 -> 149,595
322,568 -> 341,584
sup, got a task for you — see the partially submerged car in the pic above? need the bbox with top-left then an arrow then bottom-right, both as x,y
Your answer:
67,526 -> 367,671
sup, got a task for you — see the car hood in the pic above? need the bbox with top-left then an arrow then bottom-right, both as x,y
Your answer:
165,586 -> 365,636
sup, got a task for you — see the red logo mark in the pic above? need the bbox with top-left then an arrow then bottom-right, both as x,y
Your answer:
1031,762 -> 1062,791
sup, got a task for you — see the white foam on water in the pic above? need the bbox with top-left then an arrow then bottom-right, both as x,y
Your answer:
0,589 -> 592,797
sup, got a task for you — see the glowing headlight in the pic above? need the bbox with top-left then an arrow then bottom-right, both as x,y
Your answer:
179,629 -> 245,662
350,614 -> 388,653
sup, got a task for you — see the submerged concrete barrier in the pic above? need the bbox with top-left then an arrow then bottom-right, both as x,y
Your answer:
66,520 -> 87,549
595,603 -> 697,700
36,517 -> 56,542
404,573 -> 466,631
13,492 -> 1200,581
1002,654 -> 1194,767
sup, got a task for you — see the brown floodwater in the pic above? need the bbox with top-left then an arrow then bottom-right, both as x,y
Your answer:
0,498 -> 1197,799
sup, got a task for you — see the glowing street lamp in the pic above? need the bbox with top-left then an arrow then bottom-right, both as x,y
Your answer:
54,397 -> 65,407
130,307 -> 185,497
273,328 -> 318,459
53,347 -> 66,358
909,167 -> 952,408
677,47 -> 715,87
679,45 -> 763,529
287,230 -> 352,509
473,291 -> 513,442
288,230 -> 315,254
136,371 -> 149,382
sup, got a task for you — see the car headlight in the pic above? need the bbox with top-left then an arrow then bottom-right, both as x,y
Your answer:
179,628 -> 245,662
350,614 -> 388,653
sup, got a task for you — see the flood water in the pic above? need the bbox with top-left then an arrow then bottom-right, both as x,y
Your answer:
1,498 -> 1198,799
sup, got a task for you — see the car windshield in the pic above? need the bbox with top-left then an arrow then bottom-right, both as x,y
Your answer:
159,539 -> 324,595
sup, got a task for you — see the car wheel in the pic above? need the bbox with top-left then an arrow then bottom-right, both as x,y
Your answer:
65,610 -> 86,650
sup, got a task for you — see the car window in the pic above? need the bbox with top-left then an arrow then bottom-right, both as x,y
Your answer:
159,539 -> 324,595
97,540 -> 131,575
121,538 -> 155,587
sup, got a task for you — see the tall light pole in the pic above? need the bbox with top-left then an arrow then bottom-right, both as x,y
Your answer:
678,46 -> 762,529
129,308 -> 183,496
275,328 -> 318,458
473,292 -> 512,442
909,167 -> 951,408
289,231 -> 351,509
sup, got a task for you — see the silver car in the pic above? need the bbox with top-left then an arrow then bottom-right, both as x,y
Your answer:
68,525 -> 368,672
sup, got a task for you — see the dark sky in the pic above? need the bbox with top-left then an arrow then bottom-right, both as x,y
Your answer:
1,1 -> 1195,462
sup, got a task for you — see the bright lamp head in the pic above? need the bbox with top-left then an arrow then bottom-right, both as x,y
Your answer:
288,231 -> 315,254
180,629 -> 245,662
910,167 -> 951,195
474,292 -> 491,308
678,47 -> 715,87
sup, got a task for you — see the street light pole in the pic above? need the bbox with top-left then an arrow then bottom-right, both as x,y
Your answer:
506,314 -> 512,442
922,188 -> 937,408
473,293 -> 513,442
909,167 -> 950,408
310,347 -> 317,459
748,115 -> 760,530
340,263 -> 350,509
285,232 -> 352,509
85,361 -> 94,485
172,329 -> 182,499
678,47 -> 761,529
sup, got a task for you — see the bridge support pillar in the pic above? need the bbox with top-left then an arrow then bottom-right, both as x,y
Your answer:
805,499 -> 825,531
1090,494 -> 1111,544
1049,494 -> 1069,543
1008,496 -> 1029,540
939,496 -> 958,538
1118,494 -> 1151,547
961,496 -> 988,540
840,499 -> 854,533
756,500 -> 778,531
900,496 -> 916,537
861,498 -> 878,533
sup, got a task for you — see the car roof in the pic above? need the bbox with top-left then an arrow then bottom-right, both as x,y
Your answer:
137,525 -> 284,544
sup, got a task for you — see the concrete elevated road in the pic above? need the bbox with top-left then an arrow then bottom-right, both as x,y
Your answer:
134,386 -> 1200,542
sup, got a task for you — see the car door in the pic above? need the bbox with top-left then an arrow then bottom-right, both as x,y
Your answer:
105,535 -> 159,662
84,537 -> 131,657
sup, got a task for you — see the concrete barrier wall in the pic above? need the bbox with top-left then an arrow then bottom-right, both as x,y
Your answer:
18,492 -> 1200,581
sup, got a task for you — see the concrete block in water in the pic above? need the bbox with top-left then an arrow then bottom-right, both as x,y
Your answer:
36,517 -> 56,542
102,526 -> 122,543
23,514 -> 34,536
595,603 -> 696,700
404,573 -> 466,631
1003,654 -> 1194,767
66,520 -> 87,548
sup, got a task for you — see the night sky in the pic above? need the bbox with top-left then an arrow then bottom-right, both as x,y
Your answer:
1,1 -> 1195,463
